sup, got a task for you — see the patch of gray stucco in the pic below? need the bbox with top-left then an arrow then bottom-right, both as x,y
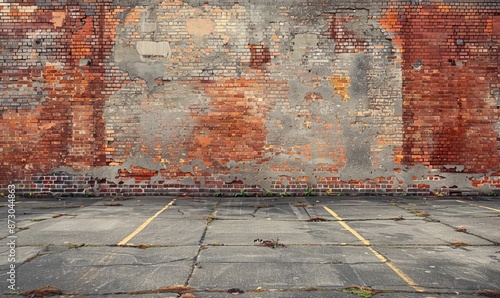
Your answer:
337,53 -> 377,181
113,44 -> 166,90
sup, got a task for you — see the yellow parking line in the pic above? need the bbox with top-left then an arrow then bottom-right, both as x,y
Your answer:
323,206 -> 425,292
456,200 -> 500,212
118,200 -> 176,246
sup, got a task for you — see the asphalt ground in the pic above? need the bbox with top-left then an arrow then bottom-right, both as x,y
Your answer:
0,195 -> 499,298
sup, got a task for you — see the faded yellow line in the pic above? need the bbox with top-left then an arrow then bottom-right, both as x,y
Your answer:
323,206 -> 425,292
456,200 -> 500,212
118,200 -> 176,246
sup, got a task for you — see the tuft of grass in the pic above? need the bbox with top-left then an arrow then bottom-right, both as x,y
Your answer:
205,211 -> 218,223
263,189 -> 275,196
305,187 -> 314,196
235,189 -> 248,197
411,210 -> 430,217
342,286 -> 376,298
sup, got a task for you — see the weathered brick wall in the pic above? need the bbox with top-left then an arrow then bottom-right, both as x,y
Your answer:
1,0 -> 499,197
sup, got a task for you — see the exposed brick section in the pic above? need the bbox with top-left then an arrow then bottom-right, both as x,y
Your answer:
1,0 -> 126,185
381,2 -> 500,173
328,13 -> 368,54
248,44 -> 271,69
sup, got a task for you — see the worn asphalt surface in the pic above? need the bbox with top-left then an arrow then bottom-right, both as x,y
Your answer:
0,195 -> 499,298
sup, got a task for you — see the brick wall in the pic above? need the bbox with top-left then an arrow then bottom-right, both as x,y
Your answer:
1,0 -> 499,197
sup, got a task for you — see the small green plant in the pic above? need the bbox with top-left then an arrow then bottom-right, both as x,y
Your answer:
206,211 -> 218,223
84,189 -> 94,197
264,189 -> 274,196
305,187 -> 314,196
342,286 -> 375,298
412,210 -> 430,217
279,190 -> 289,197
235,189 -> 248,197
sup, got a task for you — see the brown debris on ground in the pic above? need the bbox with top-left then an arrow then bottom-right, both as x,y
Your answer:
308,216 -> 327,222
478,290 -> 500,298
21,286 -> 62,297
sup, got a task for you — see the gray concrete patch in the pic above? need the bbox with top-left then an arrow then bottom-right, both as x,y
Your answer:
15,216 -> 149,246
344,219 -> 492,246
198,246 -> 382,264
1,196 -> 498,297
10,246 -> 198,294
192,291 -> 363,298
125,219 -> 207,246
314,203 -> 422,221
204,220 -> 361,245
0,245 -> 43,266
189,262 -> 409,292
375,246 -> 500,292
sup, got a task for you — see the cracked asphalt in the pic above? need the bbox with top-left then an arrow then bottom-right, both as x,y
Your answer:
1,196 -> 499,297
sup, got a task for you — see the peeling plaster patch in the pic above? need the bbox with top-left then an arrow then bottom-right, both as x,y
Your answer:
291,33 -> 318,60
444,165 -> 465,173
113,43 -> 167,90
136,41 -> 171,58
51,11 -> 66,28
186,18 -> 214,36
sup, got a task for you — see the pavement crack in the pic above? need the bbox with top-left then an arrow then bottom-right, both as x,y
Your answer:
184,198 -> 221,286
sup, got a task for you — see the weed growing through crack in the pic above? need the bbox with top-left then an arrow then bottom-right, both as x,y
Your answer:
235,189 -> 249,197
280,191 -> 290,197
254,238 -> 285,248
206,211 -> 218,223
411,210 -> 430,217
342,286 -> 376,298
263,189 -> 275,196
305,187 -> 314,196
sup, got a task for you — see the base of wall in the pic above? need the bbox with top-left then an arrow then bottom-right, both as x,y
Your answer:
2,172 -> 499,198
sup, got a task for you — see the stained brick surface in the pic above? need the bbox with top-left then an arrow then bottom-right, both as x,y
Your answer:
1,0 -> 499,196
